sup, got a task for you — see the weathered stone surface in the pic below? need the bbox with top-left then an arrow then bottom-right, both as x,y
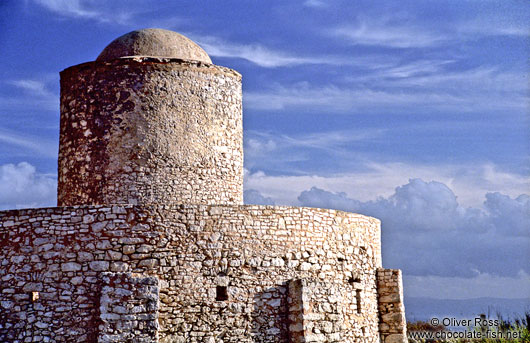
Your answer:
97,28 -> 212,64
0,205 -> 382,342
377,269 -> 407,343
61,262 -> 82,272
98,272 -> 159,342
386,333 -> 407,343
58,57 -> 243,207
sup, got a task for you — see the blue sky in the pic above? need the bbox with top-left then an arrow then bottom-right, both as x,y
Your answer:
0,0 -> 528,302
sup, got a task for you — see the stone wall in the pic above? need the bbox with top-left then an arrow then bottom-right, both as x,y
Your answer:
98,272 -> 160,343
58,57 -> 243,207
287,278 -> 343,343
376,269 -> 407,343
0,204 -> 381,343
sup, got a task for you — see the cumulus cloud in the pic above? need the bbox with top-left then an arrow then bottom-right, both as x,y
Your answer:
297,179 -> 530,278
0,162 -> 56,210
244,162 -> 529,209
244,189 -> 275,206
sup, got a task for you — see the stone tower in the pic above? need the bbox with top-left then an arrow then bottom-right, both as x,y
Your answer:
58,29 -> 243,207
0,29 -> 407,343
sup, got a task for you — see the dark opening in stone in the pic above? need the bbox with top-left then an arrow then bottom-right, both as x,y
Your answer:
356,289 -> 362,314
216,286 -> 228,301
348,276 -> 361,284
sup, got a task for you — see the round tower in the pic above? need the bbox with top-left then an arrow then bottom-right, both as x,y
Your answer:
58,28 -> 243,206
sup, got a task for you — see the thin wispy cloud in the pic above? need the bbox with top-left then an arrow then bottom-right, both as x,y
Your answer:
33,0 -> 98,18
376,59 -> 455,79
2,79 -> 59,111
9,79 -> 55,99
192,35 -> 349,68
303,0 -> 328,8
247,129 -> 382,151
244,129 -> 386,173
330,21 -> 447,48
0,129 -> 58,158
244,54 -> 527,114
32,0 -> 132,24
329,11 -> 528,50
245,81 -> 524,113
378,67 -> 526,92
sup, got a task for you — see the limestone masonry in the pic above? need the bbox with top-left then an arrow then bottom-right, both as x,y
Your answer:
0,28 -> 407,343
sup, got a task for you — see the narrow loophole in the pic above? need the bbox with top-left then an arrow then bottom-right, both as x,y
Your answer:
355,289 -> 362,314
216,286 -> 228,301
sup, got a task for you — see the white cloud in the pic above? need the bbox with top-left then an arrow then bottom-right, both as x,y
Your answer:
330,22 -> 446,48
244,162 -> 529,209
0,129 -> 58,158
328,12 -> 528,50
33,0 -> 100,19
0,162 -> 56,210
245,83 -> 428,111
32,0 -> 132,24
9,80 -> 55,98
245,129 -> 382,156
296,179 -> 530,279
192,35 -> 348,68
3,78 -> 59,111
243,69 -> 526,113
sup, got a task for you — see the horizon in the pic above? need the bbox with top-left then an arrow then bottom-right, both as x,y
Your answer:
0,0 -> 528,311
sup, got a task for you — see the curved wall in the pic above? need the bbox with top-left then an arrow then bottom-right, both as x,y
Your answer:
58,58 -> 243,207
0,205 -> 381,343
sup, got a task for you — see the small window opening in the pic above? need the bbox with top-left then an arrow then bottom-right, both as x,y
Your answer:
216,286 -> 228,301
31,291 -> 39,302
337,257 -> 344,262
361,327 -> 366,336
348,277 -> 361,284
355,289 -> 362,314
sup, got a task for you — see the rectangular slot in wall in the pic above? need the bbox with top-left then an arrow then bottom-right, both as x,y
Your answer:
216,286 -> 228,301
356,289 -> 362,314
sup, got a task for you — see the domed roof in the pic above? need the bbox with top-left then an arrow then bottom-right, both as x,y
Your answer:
96,28 -> 212,64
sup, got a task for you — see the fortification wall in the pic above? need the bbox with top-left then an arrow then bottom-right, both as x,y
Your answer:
0,204 -> 381,343
58,58 -> 243,207
377,269 -> 407,343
